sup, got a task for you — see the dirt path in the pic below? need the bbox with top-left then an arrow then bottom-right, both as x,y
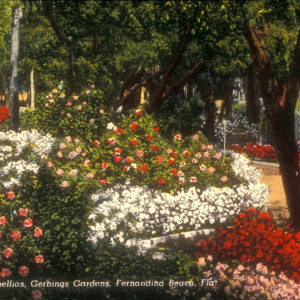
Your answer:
251,163 -> 289,220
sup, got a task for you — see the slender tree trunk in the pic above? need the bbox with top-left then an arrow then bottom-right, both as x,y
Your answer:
203,82 -> 216,142
10,6 -> 22,131
219,77 -> 233,121
30,68 -> 35,110
244,25 -> 300,229
245,65 -> 259,124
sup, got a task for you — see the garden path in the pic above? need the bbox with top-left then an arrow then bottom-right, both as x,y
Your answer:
251,163 -> 289,220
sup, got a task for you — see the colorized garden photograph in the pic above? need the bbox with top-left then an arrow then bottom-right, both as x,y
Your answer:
0,0 -> 300,299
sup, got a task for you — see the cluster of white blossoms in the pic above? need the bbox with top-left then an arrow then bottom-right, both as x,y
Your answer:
88,153 -> 269,246
0,130 -> 55,187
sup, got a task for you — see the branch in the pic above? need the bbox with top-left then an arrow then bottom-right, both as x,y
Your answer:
42,0 -> 71,47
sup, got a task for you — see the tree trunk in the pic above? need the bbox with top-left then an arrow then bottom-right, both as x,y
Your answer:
219,77 -> 233,121
244,65 -> 259,124
244,24 -> 300,229
10,6 -> 22,132
203,82 -> 216,143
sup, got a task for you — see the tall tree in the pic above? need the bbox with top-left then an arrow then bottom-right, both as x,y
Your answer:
10,5 -> 22,131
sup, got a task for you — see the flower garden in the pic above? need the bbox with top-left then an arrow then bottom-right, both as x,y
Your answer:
0,85 -> 297,299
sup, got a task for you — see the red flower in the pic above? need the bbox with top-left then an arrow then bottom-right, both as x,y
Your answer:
156,156 -> 164,163
135,109 -> 142,116
12,231 -> 21,241
0,216 -> 7,225
19,266 -> 29,277
153,126 -> 160,132
34,255 -> 44,264
168,158 -> 175,164
19,208 -> 28,216
114,156 -> 123,163
32,290 -> 43,300
0,269 -> 11,277
130,122 -> 139,131
3,248 -> 13,258
157,179 -> 165,185
101,162 -> 108,170
147,135 -> 153,141
140,165 -> 148,172
114,147 -> 121,155
170,168 -> 178,175
24,218 -> 33,228
100,179 -> 108,185
130,139 -> 138,146
7,191 -> 15,199
183,150 -> 190,157
93,140 -> 100,147
151,145 -> 158,152
107,138 -> 117,145
116,128 -> 124,134
126,157 -> 133,163
34,227 -> 43,238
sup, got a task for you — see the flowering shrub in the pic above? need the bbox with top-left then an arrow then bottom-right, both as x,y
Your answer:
0,189 -> 43,278
20,83 -> 112,142
0,130 -> 55,188
229,142 -> 277,162
88,154 -> 268,245
0,105 -> 9,125
197,207 -> 300,283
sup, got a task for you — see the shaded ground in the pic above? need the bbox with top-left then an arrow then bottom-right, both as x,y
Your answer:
251,163 -> 289,220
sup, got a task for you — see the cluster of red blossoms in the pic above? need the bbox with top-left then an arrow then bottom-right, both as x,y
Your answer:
0,191 -> 43,278
0,106 -> 9,125
196,207 -> 300,283
228,142 -> 276,161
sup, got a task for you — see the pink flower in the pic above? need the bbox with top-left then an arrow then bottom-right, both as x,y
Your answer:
34,255 -> 44,264
7,191 -> 15,199
203,151 -> 210,158
19,266 -> 29,277
66,102 -> 72,107
52,89 -> 58,94
3,248 -> 13,258
75,146 -> 82,153
68,151 -> 77,160
166,148 -> 173,154
136,150 -> 144,158
208,144 -> 213,150
56,169 -> 64,176
208,166 -> 216,173
49,99 -> 55,104
156,156 -> 164,163
65,136 -> 72,142
57,151 -> 63,158
85,90 -> 90,95
59,93 -> 65,98
82,101 -> 87,106
59,181 -> 70,188
11,231 -> 21,241
90,84 -> 95,89
47,161 -> 53,168
73,96 -> 78,100
214,152 -> 222,159
78,105 -> 83,111
86,173 -> 94,179
69,169 -> 78,176
24,218 -> 33,228
48,93 -> 53,98
83,159 -> 90,167
191,158 -> 198,164
200,164 -> 206,171
45,103 -> 50,108
59,142 -> 66,149
195,152 -> 201,158
201,144 -> 206,150
19,208 -> 29,216
34,227 -> 43,237
220,176 -> 228,182
89,119 -> 94,124
193,134 -> 199,141
66,113 -> 71,118
99,109 -> 104,114
74,138 -> 80,144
